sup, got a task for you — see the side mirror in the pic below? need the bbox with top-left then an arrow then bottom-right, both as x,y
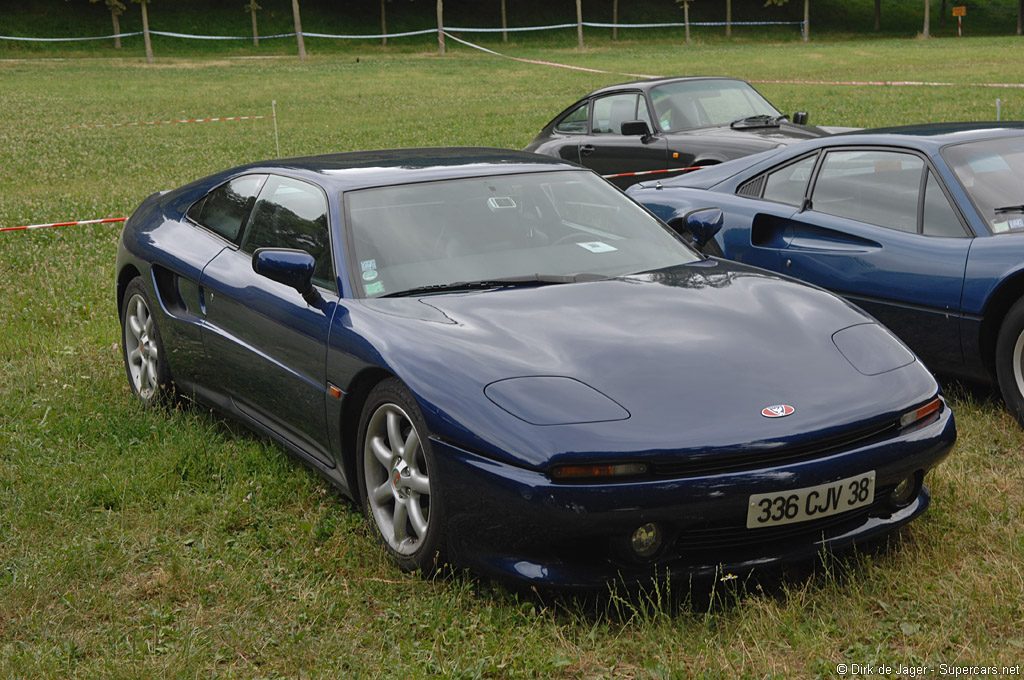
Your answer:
252,248 -> 322,305
620,120 -> 652,138
670,207 -> 724,251
792,111 -> 809,126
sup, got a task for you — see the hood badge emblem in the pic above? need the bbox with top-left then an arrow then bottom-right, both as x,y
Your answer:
761,404 -> 795,418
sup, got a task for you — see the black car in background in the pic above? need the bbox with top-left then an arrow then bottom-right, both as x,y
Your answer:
525,76 -> 851,188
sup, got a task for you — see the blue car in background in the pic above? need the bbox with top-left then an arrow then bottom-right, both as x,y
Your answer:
629,123 -> 1024,428
116,148 -> 954,588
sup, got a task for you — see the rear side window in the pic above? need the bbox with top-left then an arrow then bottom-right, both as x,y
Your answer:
187,175 -> 265,242
761,156 -> 816,207
240,175 -> 335,291
555,102 -> 589,134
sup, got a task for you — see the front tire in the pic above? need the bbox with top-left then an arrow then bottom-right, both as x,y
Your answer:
995,297 -> 1024,427
120,277 -> 173,404
356,378 -> 446,573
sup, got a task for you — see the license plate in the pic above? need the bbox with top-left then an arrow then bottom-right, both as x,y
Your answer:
746,471 -> 875,529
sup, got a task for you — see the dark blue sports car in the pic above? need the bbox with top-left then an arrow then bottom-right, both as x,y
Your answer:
628,123 -> 1024,428
116,148 -> 954,588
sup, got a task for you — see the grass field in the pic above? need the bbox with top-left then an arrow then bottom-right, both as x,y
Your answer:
2,35 -> 1024,679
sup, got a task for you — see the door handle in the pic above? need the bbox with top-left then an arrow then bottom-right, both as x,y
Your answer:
580,144 -> 596,156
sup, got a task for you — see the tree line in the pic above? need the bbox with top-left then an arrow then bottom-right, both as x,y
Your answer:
82,0 -> 1024,63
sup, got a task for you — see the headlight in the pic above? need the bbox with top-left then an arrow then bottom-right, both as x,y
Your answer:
484,376 -> 630,425
833,323 -> 915,376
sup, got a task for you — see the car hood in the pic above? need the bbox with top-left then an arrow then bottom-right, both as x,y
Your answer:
670,120 -> 829,147
347,260 -> 937,470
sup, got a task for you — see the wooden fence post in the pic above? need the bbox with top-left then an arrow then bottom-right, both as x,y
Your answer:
140,0 -> 153,63
437,0 -> 445,55
576,0 -> 583,51
292,0 -> 306,59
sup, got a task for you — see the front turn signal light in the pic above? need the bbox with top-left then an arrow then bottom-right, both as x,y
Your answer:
899,397 -> 942,429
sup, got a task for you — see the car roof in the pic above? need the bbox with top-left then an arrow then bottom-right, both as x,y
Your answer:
831,122 -> 1024,149
586,76 -> 749,98
218,147 -> 583,192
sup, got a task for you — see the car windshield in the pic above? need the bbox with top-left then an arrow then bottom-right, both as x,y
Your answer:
942,134 -> 1024,234
649,79 -> 781,132
345,170 -> 700,298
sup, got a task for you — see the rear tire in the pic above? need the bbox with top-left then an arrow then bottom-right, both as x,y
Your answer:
995,297 -> 1024,427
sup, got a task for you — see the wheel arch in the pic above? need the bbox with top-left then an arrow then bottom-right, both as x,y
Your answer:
979,269 -> 1024,376
339,366 -> 396,506
116,264 -> 142,318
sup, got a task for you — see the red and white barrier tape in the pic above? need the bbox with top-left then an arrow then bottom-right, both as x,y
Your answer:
603,166 -> 702,179
440,34 -> 1024,90
442,31 -> 661,79
751,78 -> 1024,89
0,217 -> 126,233
71,114 -> 273,130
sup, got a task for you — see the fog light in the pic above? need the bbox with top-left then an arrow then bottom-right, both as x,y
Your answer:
889,475 -> 917,509
631,523 -> 663,558
551,462 -> 648,481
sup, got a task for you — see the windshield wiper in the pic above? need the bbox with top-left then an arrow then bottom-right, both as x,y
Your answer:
380,273 -> 605,298
729,114 -> 786,129
994,204 -> 1024,214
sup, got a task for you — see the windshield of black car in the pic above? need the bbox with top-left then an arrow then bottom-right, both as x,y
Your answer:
344,170 -> 700,298
649,79 -> 781,132
942,134 -> 1024,234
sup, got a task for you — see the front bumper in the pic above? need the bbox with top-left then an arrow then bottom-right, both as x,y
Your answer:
431,405 -> 955,589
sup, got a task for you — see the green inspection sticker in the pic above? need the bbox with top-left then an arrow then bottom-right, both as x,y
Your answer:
364,280 -> 385,295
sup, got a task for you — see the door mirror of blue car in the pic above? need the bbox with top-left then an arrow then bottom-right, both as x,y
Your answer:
793,111 -> 809,125
252,248 -> 322,305
681,208 -> 724,251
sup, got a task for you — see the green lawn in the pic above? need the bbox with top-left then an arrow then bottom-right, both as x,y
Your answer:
1,36 -> 1023,679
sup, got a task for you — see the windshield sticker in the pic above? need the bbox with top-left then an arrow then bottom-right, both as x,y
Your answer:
1010,218 -> 1024,230
967,155 -> 1011,174
360,259 -> 377,272
364,280 -> 385,295
487,196 -> 517,211
362,269 -> 378,282
577,241 -> 618,253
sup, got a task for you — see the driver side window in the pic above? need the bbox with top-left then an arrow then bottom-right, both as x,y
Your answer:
590,94 -> 652,135
241,175 -> 336,291
811,150 -> 923,233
